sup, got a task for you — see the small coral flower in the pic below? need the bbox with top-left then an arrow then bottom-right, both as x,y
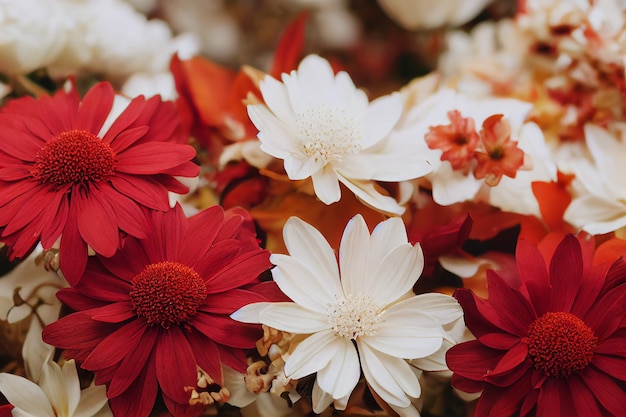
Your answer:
447,234 -> 626,417
0,82 -> 199,283
43,204 -> 278,417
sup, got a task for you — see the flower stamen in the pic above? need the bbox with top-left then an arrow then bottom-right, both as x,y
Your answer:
522,311 -> 597,378
326,293 -> 384,339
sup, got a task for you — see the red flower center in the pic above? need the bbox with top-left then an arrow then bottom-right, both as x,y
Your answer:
32,130 -> 115,190
130,261 -> 207,329
523,311 -> 597,378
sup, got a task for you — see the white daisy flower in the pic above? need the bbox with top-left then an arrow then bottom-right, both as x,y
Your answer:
247,54 -> 433,215
232,215 -> 463,416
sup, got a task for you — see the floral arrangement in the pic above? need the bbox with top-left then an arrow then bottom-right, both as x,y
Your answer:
0,1 -> 625,417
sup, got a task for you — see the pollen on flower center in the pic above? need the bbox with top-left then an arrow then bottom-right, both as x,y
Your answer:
522,311 -> 597,378
130,261 -> 207,329
326,293 -> 384,339
296,105 -> 362,163
32,129 -> 115,190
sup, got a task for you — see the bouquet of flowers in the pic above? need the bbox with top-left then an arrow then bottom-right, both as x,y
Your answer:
0,1 -> 625,416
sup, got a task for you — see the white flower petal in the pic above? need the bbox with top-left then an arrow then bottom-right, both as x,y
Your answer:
401,293 -> 464,325
0,373 -> 54,417
39,359 -> 69,416
339,214 -> 371,296
362,319 -> 443,360
369,217 -> 409,263
311,167 -> 342,204
337,175 -> 406,215
312,381 -> 335,414
361,93 -> 403,148
72,380 -> 111,417
291,55 -> 336,108
230,302 -> 272,324
316,337 -> 360,399
358,341 -> 420,407
431,163 -> 483,205
565,194 -> 626,234
369,243 -> 424,306
270,255 -> 337,313
247,104 -> 300,158
260,75 -> 297,123
284,330 -> 339,379
283,153 -> 324,180
259,303 -> 329,334
61,360 -> 81,416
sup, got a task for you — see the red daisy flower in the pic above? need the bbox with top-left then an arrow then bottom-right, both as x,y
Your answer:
42,204 -> 282,417
446,234 -> 626,417
0,82 -> 199,283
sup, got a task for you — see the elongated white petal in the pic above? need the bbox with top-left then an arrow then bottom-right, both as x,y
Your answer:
358,341 -> 421,407
402,293 -> 463,325
259,303 -> 329,334
280,217 -> 342,291
248,105 -> 300,158
0,373 -> 54,417
260,75 -> 297,123
312,381 -> 335,414
283,153 -> 325,180
339,214 -> 371,296
230,302 -> 272,324
311,167 -> 342,204
368,243 -> 424,306
337,175 -> 406,215
316,337 -> 360,399
62,360 -> 81,416
362,322 -> 443,360
292,55 -> 336,108
284,330 -> 339,379
270,255 -> 336,313
39,359 -> 69,417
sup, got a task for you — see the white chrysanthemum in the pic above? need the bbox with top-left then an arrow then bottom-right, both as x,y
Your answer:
0,0 -> 72,76
0,354 -> 111,417
48,0 -> 198,82
233,215 -> 462,416
394,88 -> 556,215
563,124 -> 626,234
247,54 -> 433,215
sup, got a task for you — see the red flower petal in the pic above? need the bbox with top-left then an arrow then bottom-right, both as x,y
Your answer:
569,375 -> 604,416
108,350 -> 158,417
474,369 -> 533,417
204,250 -> 271,293
115,142 -> 196,174
75,188 -> 120,257
107,326 -> 159,398
178,205 -> 223,267
82,319 -> 145,370
592,354 -> 626,381
75,82 -> 114,134
42,312 -> 112,350
484,342 -> 530,387
59,199 -> 88,285
446,340 -> 503,383
582,366 -> 626,416
110,173 -> 170,211
192,312 -> 261,349
102,96 -> 147,145
548,235 -> 583,312
535,377 -> 561,417
516,239 -> 550,316
186,330 -> 223,385
155,327 -> 198,404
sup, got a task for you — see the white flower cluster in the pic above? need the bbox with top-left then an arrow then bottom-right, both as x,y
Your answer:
0,0 -> 198,83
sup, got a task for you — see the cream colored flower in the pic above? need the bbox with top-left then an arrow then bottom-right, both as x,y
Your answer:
247,54 -> 432,215
233,215 -> 462,416
0,354 -> 111,417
